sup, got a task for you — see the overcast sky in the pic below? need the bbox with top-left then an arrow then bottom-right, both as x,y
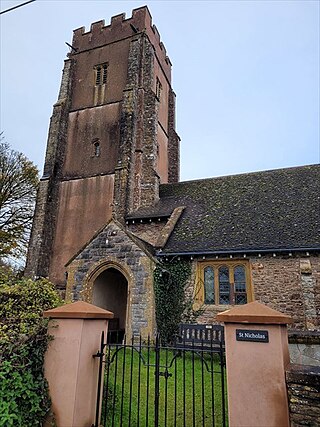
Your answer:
1,0 -> 319,181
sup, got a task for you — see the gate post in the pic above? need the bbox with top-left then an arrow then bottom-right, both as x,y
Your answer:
217,301 -> 291,427
43,301 -> 113,427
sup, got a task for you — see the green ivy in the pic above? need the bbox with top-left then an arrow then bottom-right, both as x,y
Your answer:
0,271 -> 63,426
154,259 -> 194,344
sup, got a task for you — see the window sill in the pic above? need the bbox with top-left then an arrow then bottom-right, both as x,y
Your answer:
203,304 -> 245,309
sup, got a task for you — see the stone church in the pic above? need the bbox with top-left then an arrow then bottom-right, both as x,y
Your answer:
26,6 -> 320,338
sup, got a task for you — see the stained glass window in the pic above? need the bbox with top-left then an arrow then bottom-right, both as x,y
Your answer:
204,266 -> 214,304
219,266 -> 230,304
234,265 -> 247,304
200,262 -> 250,306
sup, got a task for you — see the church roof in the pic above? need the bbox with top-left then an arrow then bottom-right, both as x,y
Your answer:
155,164 -> 320,255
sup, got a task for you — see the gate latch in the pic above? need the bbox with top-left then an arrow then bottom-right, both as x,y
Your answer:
159,369 -> 172,379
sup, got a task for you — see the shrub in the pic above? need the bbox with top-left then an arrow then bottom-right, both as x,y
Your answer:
0,271 -> 62,426
0,276 -> 61,342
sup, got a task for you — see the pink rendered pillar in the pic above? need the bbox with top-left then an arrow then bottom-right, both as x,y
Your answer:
43,301 -> 113,427
217,301 -> 292,427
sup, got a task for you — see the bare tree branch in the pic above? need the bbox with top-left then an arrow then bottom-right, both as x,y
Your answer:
0,141 -> 39,260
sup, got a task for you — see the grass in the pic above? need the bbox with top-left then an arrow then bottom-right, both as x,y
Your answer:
100,345 -> 228,427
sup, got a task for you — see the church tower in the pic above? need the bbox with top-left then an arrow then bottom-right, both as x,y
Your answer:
26,7 -> 180,289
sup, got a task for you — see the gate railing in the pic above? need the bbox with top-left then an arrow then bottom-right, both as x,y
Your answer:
93,329 -> 227,427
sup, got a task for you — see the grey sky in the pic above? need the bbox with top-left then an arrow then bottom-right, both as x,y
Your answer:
1,0 -> 319,181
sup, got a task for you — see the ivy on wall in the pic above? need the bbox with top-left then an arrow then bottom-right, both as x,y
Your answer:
154,259 -> 203,343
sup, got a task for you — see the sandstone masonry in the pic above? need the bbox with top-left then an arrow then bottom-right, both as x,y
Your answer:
286,364 -> 320,426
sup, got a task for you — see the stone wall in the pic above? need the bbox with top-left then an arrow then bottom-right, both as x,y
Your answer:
113,33 -> 160,219
188,254 -> 320,329
72,7 -> 172,82
252,255 -> 320,329
286,364 -> 320,426
289,330 -> 320,367
49,175 -> 114,286
167,88 -> 180,183
65,220 -> 156,338
25,59 -> 73,280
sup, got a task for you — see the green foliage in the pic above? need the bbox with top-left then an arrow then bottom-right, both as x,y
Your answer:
0,270 -> 63,426
0,274 -> 62,342
0,260 -> 18,284
0,327 -> 51,427
154,259 -> 194,343
0,140 -> 39,259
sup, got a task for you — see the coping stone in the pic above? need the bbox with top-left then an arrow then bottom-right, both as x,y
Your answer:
216,301 -> 292,324
43,301 -> 114,319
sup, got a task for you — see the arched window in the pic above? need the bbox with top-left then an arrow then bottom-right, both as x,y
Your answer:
95,63 -> 108,86
92,139 -> 100,157
219,266 -> 230,305
199,261 -> 251,306
204,266 -> 214,304
94,142 -> 100,156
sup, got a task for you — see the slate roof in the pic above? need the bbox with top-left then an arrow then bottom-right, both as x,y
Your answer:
153,165 -> 320,254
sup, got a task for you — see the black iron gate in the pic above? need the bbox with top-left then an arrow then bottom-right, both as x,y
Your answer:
93,329 -> 227,427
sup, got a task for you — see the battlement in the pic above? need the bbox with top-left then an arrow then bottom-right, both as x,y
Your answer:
72,6 -> 171,81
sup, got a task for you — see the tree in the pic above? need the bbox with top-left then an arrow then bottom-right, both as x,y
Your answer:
0,139 -> 39,260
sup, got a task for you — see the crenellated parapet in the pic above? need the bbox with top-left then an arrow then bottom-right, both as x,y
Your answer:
71,6 -> 171,81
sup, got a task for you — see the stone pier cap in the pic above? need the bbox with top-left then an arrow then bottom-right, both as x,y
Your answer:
43,301 -> 114,319
216,301 -> 292,324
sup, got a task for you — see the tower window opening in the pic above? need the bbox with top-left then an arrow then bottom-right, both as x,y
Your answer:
94,142 -> 100,156
95,63 -> 108,86
96,68 -> 101,86
156,77 -> 162,100
92,139 -> 101,157
102,64 -> 107,84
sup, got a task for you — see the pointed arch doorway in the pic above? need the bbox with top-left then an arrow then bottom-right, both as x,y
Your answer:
92,267 -> 128,343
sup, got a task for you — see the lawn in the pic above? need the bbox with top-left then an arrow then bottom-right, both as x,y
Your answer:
100,344 -> 228,427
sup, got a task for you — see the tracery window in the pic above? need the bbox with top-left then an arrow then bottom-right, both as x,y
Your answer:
95,63 -> 108,86
200,261 -> 251,305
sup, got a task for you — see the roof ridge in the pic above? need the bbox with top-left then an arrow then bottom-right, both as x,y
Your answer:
160,163 -> 320,188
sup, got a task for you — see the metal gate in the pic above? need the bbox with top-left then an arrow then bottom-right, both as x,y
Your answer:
93,329 -> 227,427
